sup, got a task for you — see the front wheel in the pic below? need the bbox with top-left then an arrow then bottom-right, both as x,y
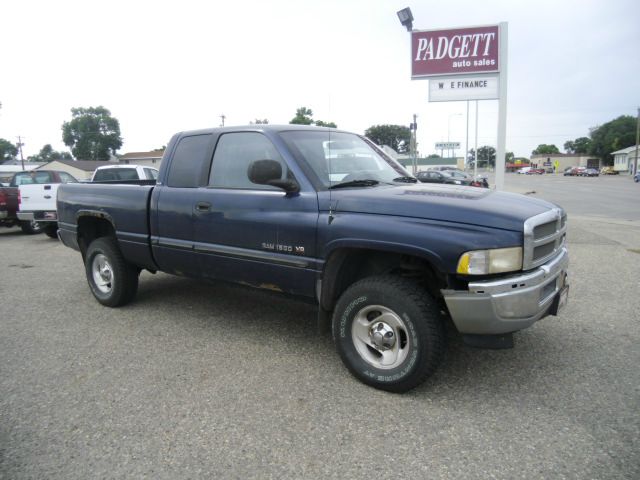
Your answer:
85,237 -> 139,307
332,275 -> 445,393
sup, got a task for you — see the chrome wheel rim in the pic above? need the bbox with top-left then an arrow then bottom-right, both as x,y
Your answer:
91,254 -> 113,294
351,305 -> 410,370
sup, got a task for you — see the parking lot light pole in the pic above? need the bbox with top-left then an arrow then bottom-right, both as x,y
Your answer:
448,113 -> 461,159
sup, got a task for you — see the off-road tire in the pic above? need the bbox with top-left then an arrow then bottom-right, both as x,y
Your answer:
332,275 -> 445,393
44,224 -> 58,239
85,237 -> 139,307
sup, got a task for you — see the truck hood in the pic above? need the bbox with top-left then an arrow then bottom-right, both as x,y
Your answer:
328,184 -> 559,231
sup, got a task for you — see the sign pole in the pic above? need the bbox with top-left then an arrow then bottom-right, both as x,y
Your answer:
474,100 -> 479,179
495,22 -> 508,190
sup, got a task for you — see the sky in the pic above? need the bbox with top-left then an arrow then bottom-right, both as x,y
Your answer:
0,0 -> 638,159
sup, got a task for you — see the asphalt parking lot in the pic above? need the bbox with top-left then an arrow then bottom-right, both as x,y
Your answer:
1,175 -> 639,479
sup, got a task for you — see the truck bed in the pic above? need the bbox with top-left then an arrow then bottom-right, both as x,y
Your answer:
57,183 -> 156,270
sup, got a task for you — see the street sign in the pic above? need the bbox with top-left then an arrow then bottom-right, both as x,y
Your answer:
412,25 -> 499,79
435,142 -> 460,150
429,74 -> 499,102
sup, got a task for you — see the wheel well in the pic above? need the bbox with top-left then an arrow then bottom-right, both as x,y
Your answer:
320,248 -> 446,312
77,216 -> 116,257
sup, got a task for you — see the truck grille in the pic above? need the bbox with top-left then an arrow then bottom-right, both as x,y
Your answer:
523,208 -> 567,270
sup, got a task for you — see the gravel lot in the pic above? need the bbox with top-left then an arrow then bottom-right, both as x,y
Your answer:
1,175 -> 639,479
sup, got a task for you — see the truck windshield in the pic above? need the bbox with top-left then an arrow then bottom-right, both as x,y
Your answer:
279,131 -> 412,188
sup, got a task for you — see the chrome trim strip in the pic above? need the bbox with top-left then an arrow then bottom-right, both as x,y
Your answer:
193,241 -> 310,268
154,236 -> 311,269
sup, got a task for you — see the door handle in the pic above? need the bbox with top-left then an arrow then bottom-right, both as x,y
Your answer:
44,195 -> 52,199
195,202 -> 211,212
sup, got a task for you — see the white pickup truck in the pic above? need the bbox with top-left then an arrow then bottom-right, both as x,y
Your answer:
16,170 -> 78,237
91,164 -> 158,182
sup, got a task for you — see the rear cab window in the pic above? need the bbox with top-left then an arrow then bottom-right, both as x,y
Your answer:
166,135 -> 213,188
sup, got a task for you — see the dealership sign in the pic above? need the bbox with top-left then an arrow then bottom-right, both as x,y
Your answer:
429,75 -> 499,102
412,25 -> 499,79
435,142 -> 461,150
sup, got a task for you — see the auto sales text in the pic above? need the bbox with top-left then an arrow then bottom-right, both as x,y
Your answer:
415,32 -> 496,68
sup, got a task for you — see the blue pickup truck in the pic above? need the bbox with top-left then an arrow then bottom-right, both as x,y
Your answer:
57,125 -> 569,392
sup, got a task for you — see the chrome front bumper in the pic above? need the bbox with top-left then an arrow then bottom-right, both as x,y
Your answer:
442,247 -> 569,335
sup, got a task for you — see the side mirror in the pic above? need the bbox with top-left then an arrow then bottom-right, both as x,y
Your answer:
247,159 -> 299,193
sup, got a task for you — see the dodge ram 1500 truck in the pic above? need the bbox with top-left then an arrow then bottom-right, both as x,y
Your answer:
57,125 -> 569,392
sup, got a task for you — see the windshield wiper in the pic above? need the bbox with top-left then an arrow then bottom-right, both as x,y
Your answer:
392,176 -> 418,183
329,179 -> 380,189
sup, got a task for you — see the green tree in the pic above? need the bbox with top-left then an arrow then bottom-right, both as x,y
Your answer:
506,151 -> 515,163
477,146 -> 496,167
588,115 -> 637,165
532,144 -> 560,155
290,107 -> 314,125
0,138 -> 18,162
364,125 -> 411,154
564,137 -> 591,154
289,107 -> 337,128
314,120 -> 337,128
27,144 -> 73,162
62,106 -> 122,160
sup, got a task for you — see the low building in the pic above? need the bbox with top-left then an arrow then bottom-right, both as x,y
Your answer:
530,153 -> 600,173
611,145 -> 639,174
35,160 -> 113,180
119,150 -> 164,167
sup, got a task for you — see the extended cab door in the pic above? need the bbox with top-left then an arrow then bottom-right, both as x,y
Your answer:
151,133 -> 215,277
192,131 -> 319,297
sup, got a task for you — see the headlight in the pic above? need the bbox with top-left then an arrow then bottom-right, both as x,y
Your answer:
457,247 -> 523,275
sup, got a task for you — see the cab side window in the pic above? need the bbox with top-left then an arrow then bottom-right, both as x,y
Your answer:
167,135 -> 212,188
208,132 -> 289,190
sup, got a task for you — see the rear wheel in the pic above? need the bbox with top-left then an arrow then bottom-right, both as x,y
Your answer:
20,220 -> 43,235
332,275 -> 445,393
85,237 -> 139,307
44,224 -> 58,239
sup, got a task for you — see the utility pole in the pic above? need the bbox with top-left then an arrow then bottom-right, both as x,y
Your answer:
220,114 -> 226,127
16,136 -> 25,170
410,114 -> 418,174
633,107 -> 639,176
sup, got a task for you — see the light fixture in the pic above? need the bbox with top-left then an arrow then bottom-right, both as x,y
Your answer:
397,7 -> 413,32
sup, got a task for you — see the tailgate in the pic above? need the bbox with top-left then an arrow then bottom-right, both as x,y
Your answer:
19,184 -> 59,212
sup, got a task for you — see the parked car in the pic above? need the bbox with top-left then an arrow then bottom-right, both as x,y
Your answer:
634,171 -> 639,182
582,168 -> 599,177
17,170 -> 78,237
91,164 -> 159,182
517,167 -> 532,174
416,170 -> 473,186
600,166 -> 618,175
1,170 -> 75,234
443,169 -> 489,188
564,167 -> 585,176
527,168 -> 545,175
